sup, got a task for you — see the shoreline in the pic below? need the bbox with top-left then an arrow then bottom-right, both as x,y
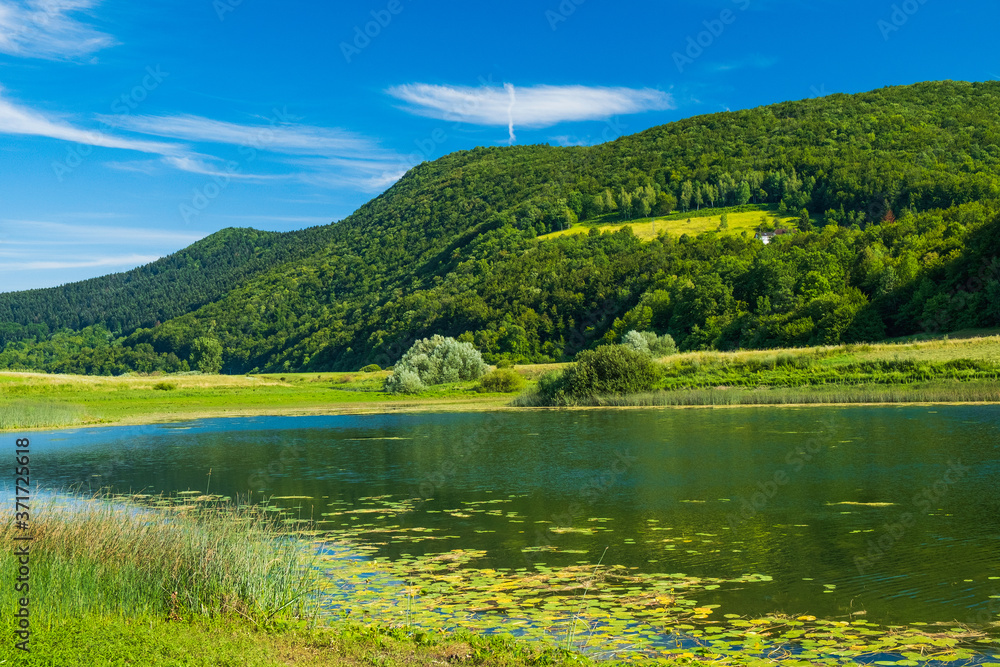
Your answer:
5,395 -> 1000,435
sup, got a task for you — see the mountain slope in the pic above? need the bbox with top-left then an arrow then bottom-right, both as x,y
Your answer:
0,225 -> 335,347
3,80 -> 1000,374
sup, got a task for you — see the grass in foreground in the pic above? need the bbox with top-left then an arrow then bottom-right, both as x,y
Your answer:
0,617 -> 598,667
0,495 -> 316,622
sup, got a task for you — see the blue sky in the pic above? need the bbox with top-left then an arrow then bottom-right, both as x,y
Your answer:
0,0 -> 997,292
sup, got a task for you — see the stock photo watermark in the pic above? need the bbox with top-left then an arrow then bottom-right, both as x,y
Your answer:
853,459 -> 969,574
545,0 -> 587,31
52,65 -> 169,182
726,417 -> 838,530
877,0 -> 930,40
672,0 -> 752,74
179,106 -> 296,224
340,0 -> 408,63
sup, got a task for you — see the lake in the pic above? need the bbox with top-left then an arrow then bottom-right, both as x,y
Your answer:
23,405 -> 1000,633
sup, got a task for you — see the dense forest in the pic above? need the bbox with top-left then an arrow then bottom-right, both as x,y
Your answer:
2,80 -> 1000,375
0,225 -> 334,348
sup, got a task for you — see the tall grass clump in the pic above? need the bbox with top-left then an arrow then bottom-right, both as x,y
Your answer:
0,495 -> 318,623
0,400 -> 84,430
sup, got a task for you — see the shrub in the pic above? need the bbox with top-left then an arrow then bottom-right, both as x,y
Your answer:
384,369 -> 425,394
537,345 -> 662,403
360,364 -> 381,373
384,335 -> 487,393
621,330 -> 678,357
476,368 -> 526,393
495,359 -> 515,369
152,381 -> 176,391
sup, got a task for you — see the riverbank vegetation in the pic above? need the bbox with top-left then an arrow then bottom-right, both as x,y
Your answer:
2,333 -> 999,431
520,333 -> 1000,406
0,495 -> 593,665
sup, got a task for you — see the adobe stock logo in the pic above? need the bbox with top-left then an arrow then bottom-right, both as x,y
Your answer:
877,0 -> 930,40
340,0 -> 407,64
672,0 -> 752,74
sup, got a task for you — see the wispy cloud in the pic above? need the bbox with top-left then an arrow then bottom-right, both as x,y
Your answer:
387,83 -> 675,131
103,113 -> 396,159
104,112 -> 413,191
0,86 -> 183,154
12,254 -> 162,270
0,220 -> 206,245
0,0 -> 115,60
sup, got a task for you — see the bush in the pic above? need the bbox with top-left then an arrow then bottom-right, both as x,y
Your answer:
360,364 -> 381,373
621,330 -> 678,357
152,381 -> 176,391
384,335 -> 487,393
384,369 -> 425,394
537,345 -> 662,404
476,369 -> 526,393
495,359 -> 515,369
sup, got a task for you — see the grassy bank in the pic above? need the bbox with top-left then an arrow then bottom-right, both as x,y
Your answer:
538,204 -> 808,242
0,496 -> 595,665
0,495 -> 316,621
0,370 -> 512,432
3,334 -> 1000,432
519,334 -> 1000,406
0,617 -> 593,667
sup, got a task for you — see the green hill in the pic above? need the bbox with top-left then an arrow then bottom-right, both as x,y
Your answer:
3,80 -> 1000,374
0,225 -> 335,347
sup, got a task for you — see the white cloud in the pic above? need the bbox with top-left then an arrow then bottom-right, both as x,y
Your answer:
15,254 -> 162,270
0,87 -> 183,154
0,0 -> 115,60
103,113 -> 398,159
386,83 -> 675,130
0,220 -> 206,245
104,112 -> 414,191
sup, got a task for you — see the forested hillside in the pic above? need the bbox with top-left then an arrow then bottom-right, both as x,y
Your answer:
3,80 -> 1000,375
0,225 -> 334,347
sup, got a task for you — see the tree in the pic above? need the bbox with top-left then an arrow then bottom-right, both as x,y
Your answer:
190,336 -> 223,374
680,181 -> 693,211
736,181 -> 752,205
798,208 -> 813,231
655,191 -> 677,216
720,212 -> 730,229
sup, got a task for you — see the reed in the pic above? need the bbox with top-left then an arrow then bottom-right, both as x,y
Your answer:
0,494 -> 318,623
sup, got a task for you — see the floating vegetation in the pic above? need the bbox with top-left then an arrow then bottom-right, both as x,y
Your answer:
210,492 -> 999,665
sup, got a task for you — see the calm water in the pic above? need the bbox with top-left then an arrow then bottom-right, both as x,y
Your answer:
20,406 -> 1000,628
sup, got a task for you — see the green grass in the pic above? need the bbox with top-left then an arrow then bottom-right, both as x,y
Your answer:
539,204 -> 808,242
0,616 -> 608,666
0,495 -> 317,622
518,336 -> 1000,406
0,370 -> 512,432
5,335 -> 1000,430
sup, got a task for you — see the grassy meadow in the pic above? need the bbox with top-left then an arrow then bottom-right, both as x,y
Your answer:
538,204 -> 809,242
3,333 -> 1000,432
0,370 -> 512,432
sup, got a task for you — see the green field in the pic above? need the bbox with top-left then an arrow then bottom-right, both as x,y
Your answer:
539,205 -> 808,242
3,333 -> 1000,432
0,370 -> 512,432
